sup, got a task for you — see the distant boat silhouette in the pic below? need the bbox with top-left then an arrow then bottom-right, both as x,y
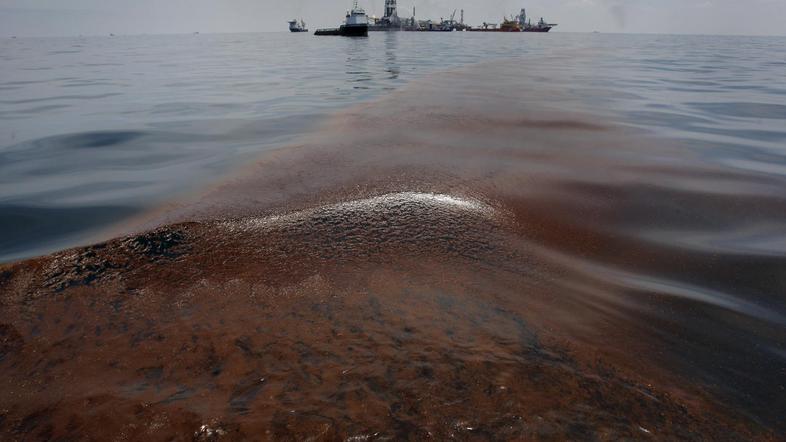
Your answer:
288,19 -> 308,33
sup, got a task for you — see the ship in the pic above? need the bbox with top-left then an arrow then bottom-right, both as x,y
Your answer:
369,2 -> 469,32
315,1 -> 369,37
521,15 -> 557,32
288,19 -> 308,33
414,9 -> 465,32
470,8 -> 557,32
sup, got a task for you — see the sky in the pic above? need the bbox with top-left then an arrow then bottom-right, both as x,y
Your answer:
1,0 -> 785,37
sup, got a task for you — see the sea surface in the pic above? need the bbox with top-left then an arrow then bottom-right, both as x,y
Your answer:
1,31 -> 786,439
3,32 -> 784,263
1,31 -> 558,262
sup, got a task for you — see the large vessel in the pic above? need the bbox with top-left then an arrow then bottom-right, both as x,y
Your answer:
315,1 -> 369,37
470,8 -> 557,32
368,2 -> 469,32
520,11 -> 557,32
288,19 -> 308,33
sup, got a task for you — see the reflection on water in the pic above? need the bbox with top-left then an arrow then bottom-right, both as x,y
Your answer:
384,32 -> 400,81
345,38 -> 372,88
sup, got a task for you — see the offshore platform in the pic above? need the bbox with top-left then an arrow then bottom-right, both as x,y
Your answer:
368,0 -> 469,32
368,0 -> 401,30
469,9 -> 557,32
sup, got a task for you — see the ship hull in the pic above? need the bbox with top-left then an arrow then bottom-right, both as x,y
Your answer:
315,24 -> 368,37
341,24 -> 369,36
468,27 -> 552,33
369,25 -> 402,31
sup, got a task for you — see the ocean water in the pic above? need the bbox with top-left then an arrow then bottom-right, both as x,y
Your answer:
1,31 -> 786,438
4,32 -> 784,263
0,31 -> 549,262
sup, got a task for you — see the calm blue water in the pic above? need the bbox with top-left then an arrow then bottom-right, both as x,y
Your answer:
1,32 -> 785,263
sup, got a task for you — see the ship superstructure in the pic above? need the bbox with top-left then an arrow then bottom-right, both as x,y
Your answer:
469,8 -> 556,32
517,8 -> 557,32
369,0 -> 403,30
315,1 -> 369,36
288,19 -> 308,32
383,0 -> 400,26
371,3 -> 468,32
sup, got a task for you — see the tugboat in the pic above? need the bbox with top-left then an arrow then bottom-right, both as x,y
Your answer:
315,1 -> 369,37
288,19 -> 308,33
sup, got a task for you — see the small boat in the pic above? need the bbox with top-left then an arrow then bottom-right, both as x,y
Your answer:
288,19 -> 308,33
315,1 -> 369,37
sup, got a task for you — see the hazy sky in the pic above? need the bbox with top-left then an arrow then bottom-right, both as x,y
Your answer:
2,0 -> 785,37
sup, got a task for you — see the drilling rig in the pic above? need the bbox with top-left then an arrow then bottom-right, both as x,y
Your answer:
369,0 -> 405,30
377,0 -> 401,27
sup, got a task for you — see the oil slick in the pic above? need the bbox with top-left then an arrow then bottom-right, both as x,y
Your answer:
1,53 -> 785,439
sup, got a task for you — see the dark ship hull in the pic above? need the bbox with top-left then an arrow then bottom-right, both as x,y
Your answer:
469,26 -> 552,33
315,24 -> 368,37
